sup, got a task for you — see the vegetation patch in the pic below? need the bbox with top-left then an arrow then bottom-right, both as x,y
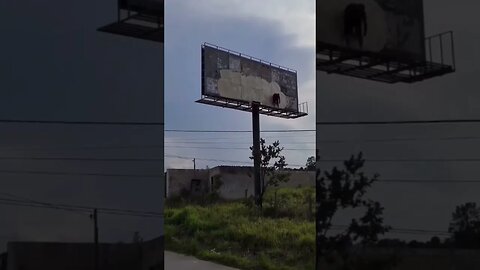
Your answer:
164,188 -> 315,270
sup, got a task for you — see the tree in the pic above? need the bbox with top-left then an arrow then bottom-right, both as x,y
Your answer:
316,152 -> 391,269
426,236 -> 442,248
306,156 -> 316,171
250,139 -> 290,208
448,202 -> 480,248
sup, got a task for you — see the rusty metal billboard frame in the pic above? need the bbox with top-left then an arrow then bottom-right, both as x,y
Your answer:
197,43 -> 308,119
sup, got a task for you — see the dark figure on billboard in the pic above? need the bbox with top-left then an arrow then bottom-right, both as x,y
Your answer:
344,3 -> 368,48
272,93 -> 281,107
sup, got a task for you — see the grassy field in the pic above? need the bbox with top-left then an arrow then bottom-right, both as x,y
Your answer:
164,187 -> 315,270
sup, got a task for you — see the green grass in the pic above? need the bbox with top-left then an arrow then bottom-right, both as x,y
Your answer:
164,188 -> 315,270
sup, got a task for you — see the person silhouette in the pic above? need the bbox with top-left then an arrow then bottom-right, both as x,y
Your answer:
344,3 -> 368,48
272,93 -> 281,107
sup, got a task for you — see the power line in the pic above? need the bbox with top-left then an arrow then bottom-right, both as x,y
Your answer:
317,136 -> 480,144
0,197 -> 163,218
166,156 -> 480,183
2,137 -> 469,153
0,193 -> 160,216
318,178 -> 480,184
0,193 -> 449,236
165,154 -> 254,165
0,200 -> 88,214
0,138 -> 474,153
165,141 -> 315,145
0,196 -> 450,235
0,201 -> 161,218
8,135 -> 480,153
166,135 -> 480,144
168,133 -> 316,139
0,140 -> 314,152
171,153 -> 480,183
0,157 -> 163,162
0,119 -> 163,126
317,119 -> 480,126
164,146 -> 314,151
319,158 -> 480,163
164,155 -> 480,171
0,144 -> 164,152
164,135 -> 480,146
386,229 -> 449,236
0,193 -> 90,216
0,169 -> 163,178
377,179 -> 480,183
330,225 -> 450,236
165,154 -> 305,167
165,129 -> 315,133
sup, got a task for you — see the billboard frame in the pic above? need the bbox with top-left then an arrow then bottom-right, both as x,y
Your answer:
196,43 -> 308,209
317,31 -> 456,83
118,0 -> 163,17
97,0 -> 164,43
197,43 -> 307,119
316,0 -> 455,84
317,0 -> 427,63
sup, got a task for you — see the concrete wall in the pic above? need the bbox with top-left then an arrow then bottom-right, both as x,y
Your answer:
5,237 -> 163,270
166,169 -> 209,198
278,170 -> 315,189
166,167 -> 315,200
212,167 -> 315,200
210,166 -> 254,200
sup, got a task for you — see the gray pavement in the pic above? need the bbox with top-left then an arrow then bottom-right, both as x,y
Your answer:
165,251 -> 240,270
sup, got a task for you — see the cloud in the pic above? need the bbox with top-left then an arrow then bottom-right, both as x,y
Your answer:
165,0 -> 315,168
170,0 -> 315,47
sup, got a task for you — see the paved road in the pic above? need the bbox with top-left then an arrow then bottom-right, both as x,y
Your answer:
165,251 -> 240,270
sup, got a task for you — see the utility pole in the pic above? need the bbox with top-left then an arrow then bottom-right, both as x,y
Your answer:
91,208 -> 99,270
192,158 -> 196,170
252,102 -> 261,207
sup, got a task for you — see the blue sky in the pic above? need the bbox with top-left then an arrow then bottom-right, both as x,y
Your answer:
164,0 -> 316,170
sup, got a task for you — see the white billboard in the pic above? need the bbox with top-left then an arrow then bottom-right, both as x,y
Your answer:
317,0 -> 425,62
202,45 -> 299,112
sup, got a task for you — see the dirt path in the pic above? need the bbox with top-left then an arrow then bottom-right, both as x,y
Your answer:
164,251 -> 240,270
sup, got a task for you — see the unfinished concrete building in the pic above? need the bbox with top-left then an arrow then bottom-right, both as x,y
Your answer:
165,166 -> 314,199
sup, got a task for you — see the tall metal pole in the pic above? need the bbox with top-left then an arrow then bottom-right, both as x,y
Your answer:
93,208 -> 99,270
252,102 -> 261,207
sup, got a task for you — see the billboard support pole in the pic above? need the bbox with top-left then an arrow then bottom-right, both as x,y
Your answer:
252,102 -> 262,207
91,208 -> 99,270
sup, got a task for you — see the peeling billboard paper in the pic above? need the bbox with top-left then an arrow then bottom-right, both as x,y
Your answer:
202,45 -> 299,112
317,0 -> 425,61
